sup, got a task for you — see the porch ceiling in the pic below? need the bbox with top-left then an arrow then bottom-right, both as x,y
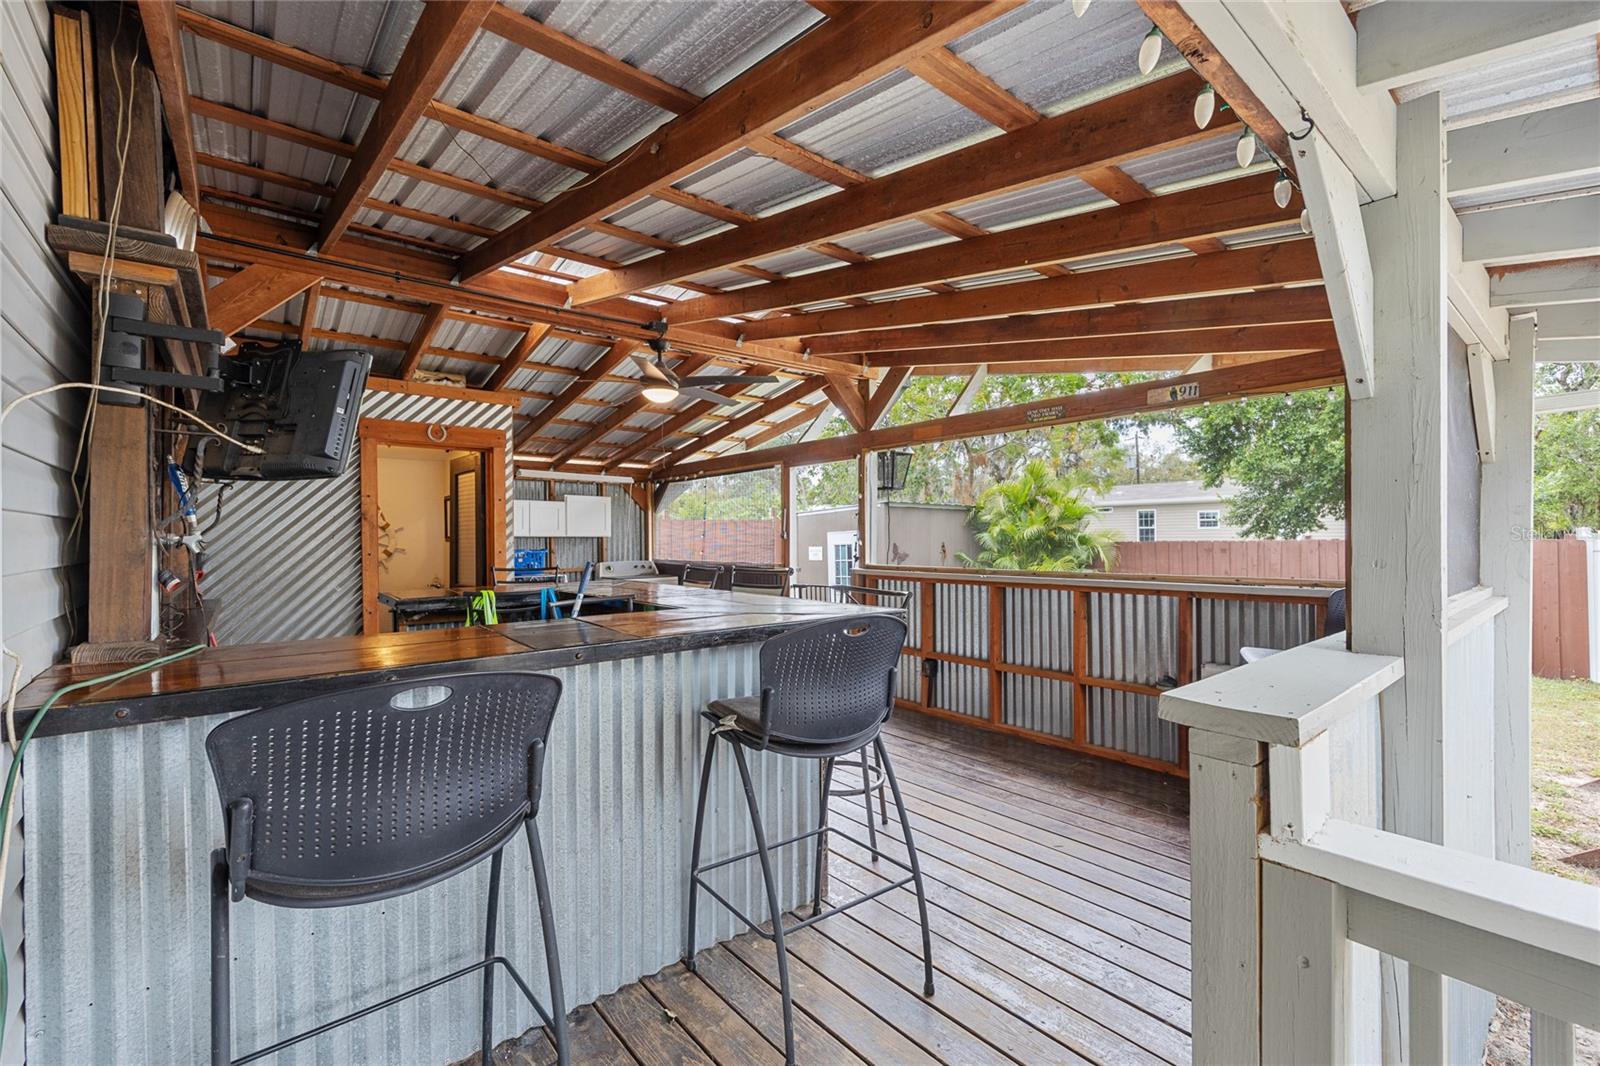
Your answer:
150,0 -> 1363,475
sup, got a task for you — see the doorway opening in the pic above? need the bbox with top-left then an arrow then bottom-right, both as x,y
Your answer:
359,420 -> 506,634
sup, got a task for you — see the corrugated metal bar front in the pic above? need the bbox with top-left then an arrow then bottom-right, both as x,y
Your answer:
1087,687 -> 1180,765
927,661 -> 988,719
932,582 -> 987,661
1087,591 -> 1179,687
1002,584 -> 1073,673
874,578 -> 921,647
1001,672 -> 1075,739
23,644 -> 816,1066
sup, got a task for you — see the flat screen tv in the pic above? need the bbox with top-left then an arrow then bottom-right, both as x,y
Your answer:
198,343 -> 371,480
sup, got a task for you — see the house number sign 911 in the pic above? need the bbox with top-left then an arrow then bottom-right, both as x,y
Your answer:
1148,382 -> 1201,404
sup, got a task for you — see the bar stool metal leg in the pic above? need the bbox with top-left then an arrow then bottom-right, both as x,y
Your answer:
683,729 -> 718,973
731,742 -> 796,1066
811,757 -> 836,917
526,821 -> 570,1066
874,745 -> 888,826
859,747 -> 880,860
211,849 -> 231,1066
876,737 -> 935,998
482,850 -> 504,1065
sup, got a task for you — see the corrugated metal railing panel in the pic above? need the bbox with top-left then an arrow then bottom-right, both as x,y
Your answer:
928,661 -> 987,719
1194,598 -> 1319,668
1087,592 -> 1179,687
23,646 -> 815,1066
932,583 -> 987,660
206,391 -> 513,646
875,579 -> 921,647
1087,688 -> 1179,765
896,654 -> 923,703
1001,673 -> 1075,739
1002,585 -> 1073,672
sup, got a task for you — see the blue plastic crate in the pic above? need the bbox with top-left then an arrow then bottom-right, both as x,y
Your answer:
511,547 -> 549,575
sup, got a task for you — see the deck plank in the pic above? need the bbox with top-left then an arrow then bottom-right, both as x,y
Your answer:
641,962 -> 785,1066
689,944 -> 869,1066
594,981 -> 716,1066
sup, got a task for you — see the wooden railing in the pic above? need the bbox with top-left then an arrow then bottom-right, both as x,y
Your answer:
1161,591 -> 1599,1064
857,565 -> 1338,776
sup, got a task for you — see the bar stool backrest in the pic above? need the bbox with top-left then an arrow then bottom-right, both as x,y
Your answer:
206,672 -> 562,907
758,614 -> 907,747
1326,588 -> 1347,634
680,563 -> 729,589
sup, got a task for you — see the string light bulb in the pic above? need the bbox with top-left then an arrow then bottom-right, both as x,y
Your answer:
1137,25 -> 1162,76
1299,209 -> 1312,235
1235,130 -> 1257,168
1072,0 -> 1091,16
1193,84 -> 1216,129
1273,172 -> 1293,209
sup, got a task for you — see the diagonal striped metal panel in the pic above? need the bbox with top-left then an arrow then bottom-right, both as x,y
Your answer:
204,391 -> 513,645
23,645 -> 817,1066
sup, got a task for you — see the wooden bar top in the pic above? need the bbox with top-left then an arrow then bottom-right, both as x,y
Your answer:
15,583 -> 883,737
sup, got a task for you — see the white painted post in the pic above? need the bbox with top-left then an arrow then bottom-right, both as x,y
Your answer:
1530,1010 -> 1577,1065
1351,90 -> 1453,1058
1480,313 -> 1537,866
1187,729 -> 1266,1066
1261,862 -> 1348,1064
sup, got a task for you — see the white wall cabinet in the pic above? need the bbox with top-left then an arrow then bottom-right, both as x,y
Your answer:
565,495 -> 612,537
512,495 -> 612,538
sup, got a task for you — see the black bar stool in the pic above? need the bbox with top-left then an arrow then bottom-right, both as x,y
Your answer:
679,562 -> 730,589
683,614 -> 934,1065
205,672 -> 569,1066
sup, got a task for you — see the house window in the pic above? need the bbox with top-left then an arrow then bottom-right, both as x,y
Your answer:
1137,509 -> 1156,542
1198,510 -> 1221,529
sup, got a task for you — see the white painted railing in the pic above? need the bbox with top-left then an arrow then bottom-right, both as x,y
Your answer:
1161,592 -> 1600,1064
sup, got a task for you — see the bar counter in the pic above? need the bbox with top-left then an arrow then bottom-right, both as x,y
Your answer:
16,584 -> 888,1065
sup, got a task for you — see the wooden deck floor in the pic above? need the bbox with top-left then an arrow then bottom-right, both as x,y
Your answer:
488,712 -> 1192,1066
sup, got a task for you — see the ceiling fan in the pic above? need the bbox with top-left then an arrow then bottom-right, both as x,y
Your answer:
630,336 -> 777,406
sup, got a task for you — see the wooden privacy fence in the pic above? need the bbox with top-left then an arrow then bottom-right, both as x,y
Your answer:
1534,537 -> 1597,680
857,566 -> 1337,776
1107,538 -> 1348,581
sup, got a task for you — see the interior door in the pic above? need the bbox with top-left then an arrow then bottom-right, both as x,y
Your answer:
450,463 -> 484,586
826,530 -> 858,586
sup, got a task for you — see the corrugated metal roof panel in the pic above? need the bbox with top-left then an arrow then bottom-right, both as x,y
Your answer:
1063,243 -> 1192,272
676,148 -> 832,217
1119,130 -> 1254,192
952,174 -> 1113,230
831,217 -> 954,257
184,0 -> 420,72
950,0 -> 1187,116
556,228 -> 655,263
1451,172 -> 1600,211
417,355 -> 491,381
1220,224 -> 1308,249
684,267 -> 764,290
946,267 -> 1050,291
747,246 -> 844,276
779,68 -> 997,177
317,296 -> 423,344
1396,35 -> 1600,128
607,196 -> 729,243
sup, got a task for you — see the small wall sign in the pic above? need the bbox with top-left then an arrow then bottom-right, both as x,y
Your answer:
1025,404 -> 1065,423
1148,382 -> 1201,404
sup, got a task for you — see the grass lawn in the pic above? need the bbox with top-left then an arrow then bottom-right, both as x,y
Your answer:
1531,675 -> 1600,885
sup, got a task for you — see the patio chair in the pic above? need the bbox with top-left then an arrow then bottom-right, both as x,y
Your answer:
789,584 -> 914,858
679,562 -> 730,590
684,614 -> 934,1065
205,673 -> 569,1066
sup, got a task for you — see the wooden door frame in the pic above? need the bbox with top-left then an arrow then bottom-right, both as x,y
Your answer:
359,418 -> 508,635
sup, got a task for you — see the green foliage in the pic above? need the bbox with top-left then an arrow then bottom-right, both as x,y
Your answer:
661,468 -> 780,520
1534,409 -> 1600,535
1173,387 -> 1346,539
957,460 -> 1119,572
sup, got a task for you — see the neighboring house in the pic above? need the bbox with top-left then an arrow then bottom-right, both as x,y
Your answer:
795,503 -> 979,583
1084,480 -> 1346,543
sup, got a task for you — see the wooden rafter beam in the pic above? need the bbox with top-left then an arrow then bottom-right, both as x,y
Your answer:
741,401 -> 831,451
648,378 -> 831,471
297,282 -> 321,345
805,287 -> 1332,355
485,323 -> 552,391
458,1 -> 1019,280
320,0 -> 494,249
517,340 -> 636,439
906,48 -> 1039,131
572,70 -> 1236,304
913,356 -> 1200,376
665,171 -> 1295,323
136,0 -> 200,208
740,239 -> 1324,340
175,5 -> 602,174
868,323 -> 1338,367
658,349 -> 1345,481
397,303 -> 451,379
206,263 -> 321,336
821,374 -> 869,432
864,366 -> 912,427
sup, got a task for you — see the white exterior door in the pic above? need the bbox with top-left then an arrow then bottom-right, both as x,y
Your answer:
826,530 -> 858,586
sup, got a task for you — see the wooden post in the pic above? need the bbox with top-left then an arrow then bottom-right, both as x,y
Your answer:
1261,862 -> 1349,1064
1350,91 -> 1453,1058
1481,313 -> 1536,866
1188,729 -> 1267,1066
85,8 -> 166,646
1072,589 -> 1090,742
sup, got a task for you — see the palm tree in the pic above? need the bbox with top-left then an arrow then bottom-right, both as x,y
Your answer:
957,460 -> 1119,572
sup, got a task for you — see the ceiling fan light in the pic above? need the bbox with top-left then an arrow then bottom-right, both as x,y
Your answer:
1193,84 -> 1215,129
1137,25 -> 1162,76
1235,130 -> 1257,168
642,385 -> 678,404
